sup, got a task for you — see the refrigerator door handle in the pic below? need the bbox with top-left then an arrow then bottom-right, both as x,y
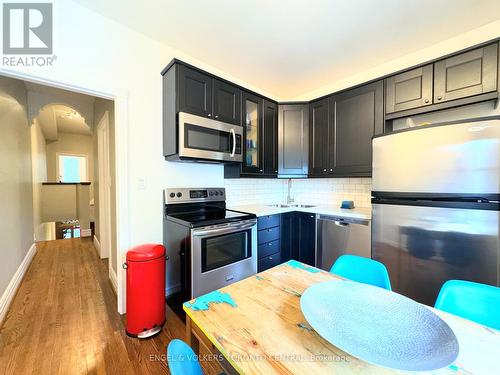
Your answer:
335,221 -> 349,227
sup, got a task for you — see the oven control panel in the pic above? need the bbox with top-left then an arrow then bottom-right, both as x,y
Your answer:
165,188 -> 226,204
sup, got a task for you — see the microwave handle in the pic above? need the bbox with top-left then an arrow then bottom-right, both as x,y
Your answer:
230,128 -> 236,157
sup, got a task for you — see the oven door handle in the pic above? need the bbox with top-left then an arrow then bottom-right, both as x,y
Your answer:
192,220 -> 256,237
230,128 -> 236,157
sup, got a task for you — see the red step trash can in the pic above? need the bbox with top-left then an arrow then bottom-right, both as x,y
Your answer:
124,244 -> 166,338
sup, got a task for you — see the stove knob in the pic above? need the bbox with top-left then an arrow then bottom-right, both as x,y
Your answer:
169,192 -> 175,198
209,191 -> 214,196
219,190 -> 224,196
214,191 -> 219,196
176,192 -> 182,198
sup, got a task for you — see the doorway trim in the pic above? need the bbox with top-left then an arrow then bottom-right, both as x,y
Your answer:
0,67 -> 130,314
97,112 -> 111,260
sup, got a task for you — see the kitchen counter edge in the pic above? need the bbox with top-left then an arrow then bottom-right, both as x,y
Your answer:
228,204 -> 371,220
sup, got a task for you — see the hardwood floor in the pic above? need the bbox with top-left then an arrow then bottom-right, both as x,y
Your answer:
0,238 -> 222,374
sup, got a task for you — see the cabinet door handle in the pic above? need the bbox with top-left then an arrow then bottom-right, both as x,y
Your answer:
208,113 -> 212,117
215,115 -> 219,119
268,256 -> 273,260
424,98 -> 429,103
268,242 -> 273,246
267,229 -> 272,232
436,96 -> 442,101
330,169 -> 333,172
323,168 -> 327,172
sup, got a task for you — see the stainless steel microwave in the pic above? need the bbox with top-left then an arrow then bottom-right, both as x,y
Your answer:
177,112 -> 242,163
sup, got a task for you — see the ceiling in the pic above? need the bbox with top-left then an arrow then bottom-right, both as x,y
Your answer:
52,105 -> 91,135
36,104 -> 91,141
74,0 -> 500,99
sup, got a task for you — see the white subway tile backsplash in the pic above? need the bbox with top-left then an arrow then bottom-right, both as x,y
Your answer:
225,178 -> 372,208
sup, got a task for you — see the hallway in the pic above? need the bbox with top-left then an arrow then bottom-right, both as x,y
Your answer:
0,239 -> 220,374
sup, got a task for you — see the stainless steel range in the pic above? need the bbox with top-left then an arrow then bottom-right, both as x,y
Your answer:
164,187 -> 257,311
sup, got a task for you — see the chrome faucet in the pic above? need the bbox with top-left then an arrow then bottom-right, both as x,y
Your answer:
286,179 -> 294,205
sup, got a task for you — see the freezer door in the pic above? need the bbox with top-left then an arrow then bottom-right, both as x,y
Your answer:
372,119 -> 500,194
372,203 -> 499,306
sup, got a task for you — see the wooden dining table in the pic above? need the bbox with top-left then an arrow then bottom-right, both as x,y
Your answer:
183,260 -> 500,374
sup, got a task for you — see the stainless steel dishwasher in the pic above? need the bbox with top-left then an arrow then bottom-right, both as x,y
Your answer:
316,214 -> 371,272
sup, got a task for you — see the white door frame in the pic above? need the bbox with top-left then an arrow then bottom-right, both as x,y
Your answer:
0,67 -> 130,314
97,112 -> 111,261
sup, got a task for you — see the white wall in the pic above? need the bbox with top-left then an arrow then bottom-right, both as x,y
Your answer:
225,178 -> 372,208
0,76 -> 34,299
30,119 -> 47,240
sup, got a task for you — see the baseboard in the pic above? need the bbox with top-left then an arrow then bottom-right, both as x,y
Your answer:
81,228 -> 92,237
0,243 -> 37,327
109,267 -> 118,294
93,235 -> 101,253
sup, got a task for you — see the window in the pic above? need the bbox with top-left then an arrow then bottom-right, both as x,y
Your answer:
58,154 -> 87,182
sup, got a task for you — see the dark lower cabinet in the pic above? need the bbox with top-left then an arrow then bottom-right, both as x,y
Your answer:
258,253 -> 282,272
281,212 -> 316,266
329,80 -> 383,176
257,214 -> 282,272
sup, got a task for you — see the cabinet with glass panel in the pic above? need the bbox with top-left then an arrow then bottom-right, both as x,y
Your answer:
242,91 -> 264,174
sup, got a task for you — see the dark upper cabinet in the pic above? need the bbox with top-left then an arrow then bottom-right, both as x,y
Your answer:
263,100 -> 278,175
177,64 -> 241,125
177,65 -> 213,118
213,79 -> 241,125
330,81 -> 383,176
434,43 -> 498,103
278,104 -> 309,177
385,65 -> 433,114
242,91 -> 264,174
309,98 -> 330,176
282,212 -> 316,266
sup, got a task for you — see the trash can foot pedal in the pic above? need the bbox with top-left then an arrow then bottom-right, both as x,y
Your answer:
137,326 -> 162,339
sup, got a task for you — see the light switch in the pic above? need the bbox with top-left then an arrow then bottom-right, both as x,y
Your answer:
137,177 -> 147,190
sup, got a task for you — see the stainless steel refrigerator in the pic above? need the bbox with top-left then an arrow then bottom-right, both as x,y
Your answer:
372,119 -> 500,306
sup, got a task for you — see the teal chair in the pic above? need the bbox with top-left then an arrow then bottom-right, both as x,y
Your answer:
435,280 -> 500,330
167,339 -> 203,375
330,254 -> 392,290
